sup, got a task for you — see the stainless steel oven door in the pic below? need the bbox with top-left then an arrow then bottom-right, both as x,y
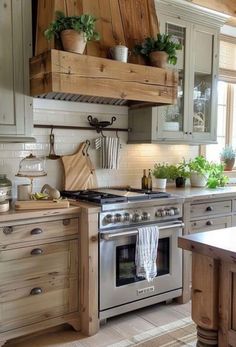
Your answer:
99,221 -> 183,312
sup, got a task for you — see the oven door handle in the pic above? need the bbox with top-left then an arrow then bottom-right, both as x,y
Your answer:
100,222 -> 184,241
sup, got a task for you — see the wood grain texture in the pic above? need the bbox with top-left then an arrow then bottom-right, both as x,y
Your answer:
79,207 -> 99,336
30,49 -> 178,105
15,199 -> 69,210
191,253 -> 219,330
34,0 -> 159,60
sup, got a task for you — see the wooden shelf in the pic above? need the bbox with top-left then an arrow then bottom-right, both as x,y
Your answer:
30,49 -> 178,108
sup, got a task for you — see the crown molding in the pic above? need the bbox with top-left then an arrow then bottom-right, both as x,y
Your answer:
155,0 -> 229,28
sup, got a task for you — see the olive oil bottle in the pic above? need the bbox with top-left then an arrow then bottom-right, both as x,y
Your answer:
141,169 -> 148,189
147,169 -> 152,191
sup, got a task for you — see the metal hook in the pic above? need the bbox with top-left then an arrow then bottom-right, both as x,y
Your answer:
85,140 -> 90,156
116,130 -> 119,138
101,130 -> 106,138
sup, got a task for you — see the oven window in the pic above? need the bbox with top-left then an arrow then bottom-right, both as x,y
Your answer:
116,238 -> 170,287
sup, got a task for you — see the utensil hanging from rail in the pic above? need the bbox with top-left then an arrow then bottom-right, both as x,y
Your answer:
47,127 -> 60,160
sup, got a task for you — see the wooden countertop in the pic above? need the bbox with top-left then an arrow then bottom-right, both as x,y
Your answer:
178,227 -> 236,264
164,185 -> 236,201
0,205 -> 81,223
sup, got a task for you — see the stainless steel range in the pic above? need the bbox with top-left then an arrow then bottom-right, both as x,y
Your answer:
62,188 -> 184,320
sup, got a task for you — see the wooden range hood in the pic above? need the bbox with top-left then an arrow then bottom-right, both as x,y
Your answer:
30,0 -> 178,108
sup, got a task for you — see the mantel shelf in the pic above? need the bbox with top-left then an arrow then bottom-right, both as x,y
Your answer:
30,49 -> 178,108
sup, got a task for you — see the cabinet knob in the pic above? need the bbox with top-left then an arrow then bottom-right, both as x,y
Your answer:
3,226 -> 13,235
30,287 -> 43,296
206,206 -> 213,212
63,219 -> 70,226
185,132 -> 188,135
30,228 -> 43,235
189,132 -> 192,135
31,248 -> 43,255
206,220 -> 213,226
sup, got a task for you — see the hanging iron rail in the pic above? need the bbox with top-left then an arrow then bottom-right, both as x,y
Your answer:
34,124 -> 130,132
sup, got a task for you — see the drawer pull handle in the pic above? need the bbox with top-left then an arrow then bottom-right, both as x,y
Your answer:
31,248 -> 43,255
206,220 -> 213,226
63,219 -> 70,226
30,228 -> 43,235
3,226 -> 13,235
206,206 -> 213,212
30,287 -> 42,295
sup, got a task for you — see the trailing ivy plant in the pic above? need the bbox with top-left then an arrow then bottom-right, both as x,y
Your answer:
134,33 -> 182,65
44,11 -> 100,41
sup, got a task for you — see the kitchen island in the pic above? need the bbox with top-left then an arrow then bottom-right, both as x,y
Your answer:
178,228 -> 236,347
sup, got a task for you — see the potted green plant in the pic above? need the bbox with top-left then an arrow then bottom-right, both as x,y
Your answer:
169,161 -> 190,188
152,163 -> 171,189
44,11 -> 100,54
188,156 -> 211,187
134,33 -> 182,68
220,146 -> 236,171
207,163 -> 228,188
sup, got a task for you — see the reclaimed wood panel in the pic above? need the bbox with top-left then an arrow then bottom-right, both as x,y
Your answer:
30,49 -> 178,105
34,0 -> 159,62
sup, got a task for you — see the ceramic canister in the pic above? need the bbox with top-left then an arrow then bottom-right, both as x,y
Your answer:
110,45 -> 129,63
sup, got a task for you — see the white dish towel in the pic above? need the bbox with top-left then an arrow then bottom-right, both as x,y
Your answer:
135,226 -> 159,282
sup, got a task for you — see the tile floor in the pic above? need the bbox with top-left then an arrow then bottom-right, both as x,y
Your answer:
6,301 -> 192,347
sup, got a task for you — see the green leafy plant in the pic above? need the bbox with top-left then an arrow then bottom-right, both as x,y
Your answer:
44,11 -> 100,41
207,163 -> 229,188
188,156 -> 211,176
134,33 -> 182,65
220,145 -> 236,161
152,163 -> 171,179
169,160 -> 190,180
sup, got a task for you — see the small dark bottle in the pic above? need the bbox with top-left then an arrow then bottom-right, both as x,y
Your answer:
147,169 -> 152,191
141,169 -> 148,189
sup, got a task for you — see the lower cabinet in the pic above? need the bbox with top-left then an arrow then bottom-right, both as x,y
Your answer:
0,216 -> 79,346
181,198 -> 233,303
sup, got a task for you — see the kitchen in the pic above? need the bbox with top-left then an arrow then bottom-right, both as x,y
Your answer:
1,0 -> 236,346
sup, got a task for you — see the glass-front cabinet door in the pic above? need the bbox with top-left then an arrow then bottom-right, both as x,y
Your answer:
156,16 -> 190,140
190,24 -> 218,142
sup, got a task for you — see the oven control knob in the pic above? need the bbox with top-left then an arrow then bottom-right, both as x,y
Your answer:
142,212 -> 150,220
115,213 -> 124,223
124,212 -> 132,222
173,207 -> 180,215
133,213 -> 142,222
156,209 -> 166,217
166,208 -> 175,216
104,214 -> 115,224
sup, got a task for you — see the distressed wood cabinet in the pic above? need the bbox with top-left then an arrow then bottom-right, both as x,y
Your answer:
128,0 -> 226,144
0,214 -> 80,346
181,197 -> 232,303
0,0 -> 34,141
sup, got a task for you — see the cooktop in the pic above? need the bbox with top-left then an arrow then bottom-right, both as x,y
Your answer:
61,187 -> 171,205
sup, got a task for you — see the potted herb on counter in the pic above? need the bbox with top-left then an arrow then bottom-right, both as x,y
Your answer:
134,33 -> 182,68
44,11 -> 100,54
220,146 -> 236,171
169,161 -> 190,188
152,163 -> 170,189
207,163 -> 228,188
188,156 -> 211,187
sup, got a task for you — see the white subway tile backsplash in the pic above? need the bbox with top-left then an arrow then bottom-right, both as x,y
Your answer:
0,99 -> 199,197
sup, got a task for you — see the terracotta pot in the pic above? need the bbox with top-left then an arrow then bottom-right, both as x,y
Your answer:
175,177 -> 186,188
149,51 -> 168,68
60,30 -> 87,54
224,158 -> 235,171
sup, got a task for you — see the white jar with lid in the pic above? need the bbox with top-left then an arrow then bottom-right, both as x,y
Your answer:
0,174 -> 12,201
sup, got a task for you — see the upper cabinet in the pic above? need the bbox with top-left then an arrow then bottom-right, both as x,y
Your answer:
128,0 -> 227,144
0,0 -> 34,142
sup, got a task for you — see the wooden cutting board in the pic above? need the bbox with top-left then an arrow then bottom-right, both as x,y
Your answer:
61,142 -> 97,190
15,200 -> 69,210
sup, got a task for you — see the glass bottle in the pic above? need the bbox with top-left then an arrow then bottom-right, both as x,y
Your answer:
147,169 -> 152,191
0,174 -> 12,200
141,169 -> 148,190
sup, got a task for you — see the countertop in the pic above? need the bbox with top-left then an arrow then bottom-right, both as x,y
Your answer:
164,185 -> 236,201
0,205 -> 81,223
178,227 -> 236,264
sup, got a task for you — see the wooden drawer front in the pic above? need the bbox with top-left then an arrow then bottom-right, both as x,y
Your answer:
0,240 -> 78,285
0,218 -> 78,245
190,216 -> 231,234
0,276 -> 78,332
190,200 -> 232,218
232,200 -> 236,212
